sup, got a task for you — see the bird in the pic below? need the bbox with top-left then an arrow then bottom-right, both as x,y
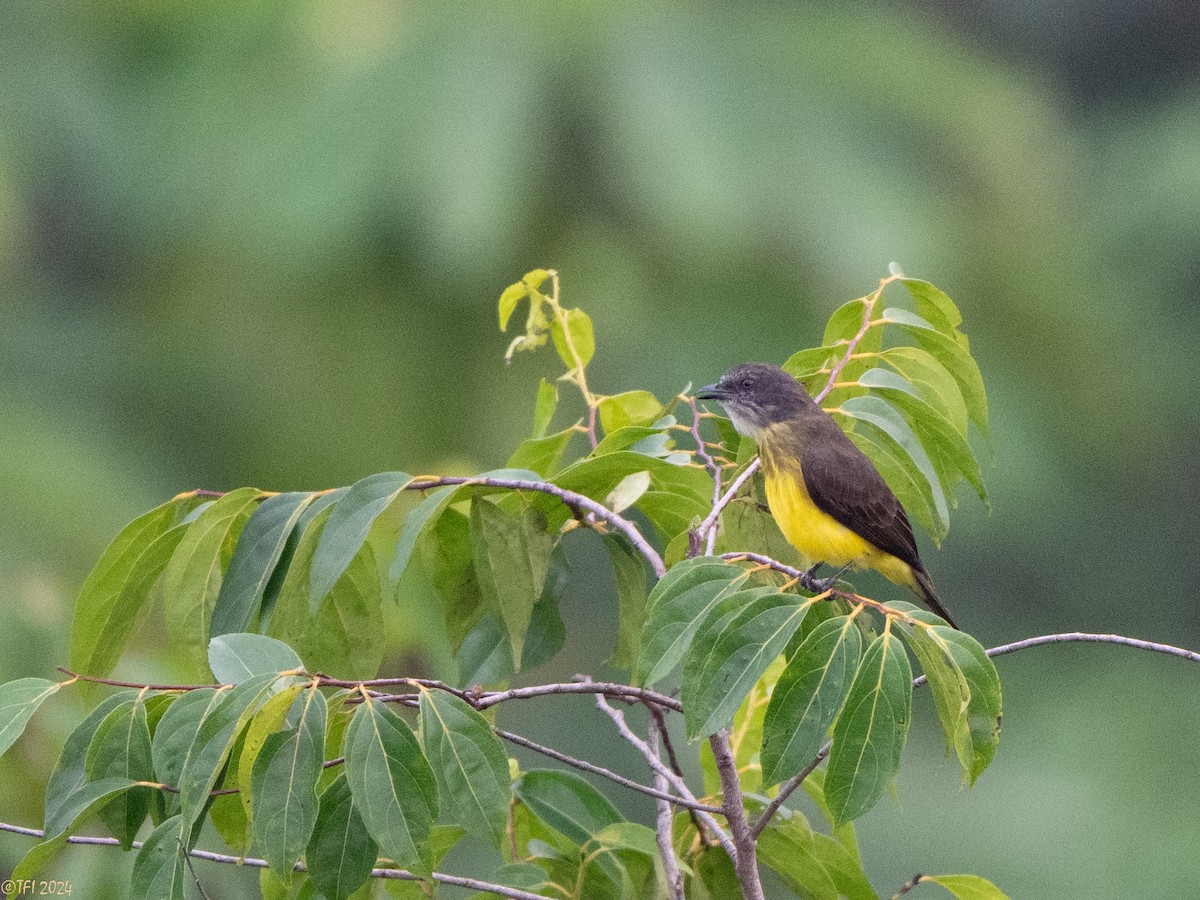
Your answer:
696,362 -> 959,628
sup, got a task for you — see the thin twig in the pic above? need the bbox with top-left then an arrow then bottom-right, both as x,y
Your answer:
592,690 -> 737,861
648,705 -> 711,847
709,730 -> 765,900
0,822 -> 551,900
750,740 -> 831,838
647,715 -> 686,900
695,460 -> 760,549
892,873 -> 925,898
495,728 -> 721,814
473,680 -> 682,713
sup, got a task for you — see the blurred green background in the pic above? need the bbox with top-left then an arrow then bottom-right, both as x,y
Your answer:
3,1 -> 1199,897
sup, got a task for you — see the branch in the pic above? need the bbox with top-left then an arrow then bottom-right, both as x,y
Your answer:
749,739 -> 831,838
0,822 -> 550,900
592,690 -> 737,861
647,715 -> 686,900
495,727 -> 721,815
472,679 -> 683,713
709,730 -> 765,900
695,460 -> 760,550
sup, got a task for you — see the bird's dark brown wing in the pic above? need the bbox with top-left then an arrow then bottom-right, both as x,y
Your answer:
799,425 -> 924,571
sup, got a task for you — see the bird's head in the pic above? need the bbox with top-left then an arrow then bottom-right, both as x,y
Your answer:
696,363 -> 810,437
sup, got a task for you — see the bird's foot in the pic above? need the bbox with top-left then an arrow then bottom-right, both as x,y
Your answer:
810,564 -> 852,593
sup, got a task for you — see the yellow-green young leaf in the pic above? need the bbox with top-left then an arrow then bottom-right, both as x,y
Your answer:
130,815 -> 189,900
550,307 -> 595,370
523,268 -> 552,291
307,773 -> 378,900
251,687 -> 327,874
311,472 -> 413,603
344,696 -> 439,877
267,505 -> 386,680
238,683 -> 306,823
598,390 -> 663,434
498,281 -> 529,331
532,377 -> 558,438
902,618 -> 1002,784
603,535 -> 648,671
176,674 -> 279,829
163,488 -> 261,680
70,496 -> 199,679
761,616 -> 862,787
210,492 -> 318,637
825,631 -> 913,826
757,811 -> 876,900
634,557 -> 745,687
683,592 -> 809,740
469,498 -> 554,669
921,873 -> 1011,899
85,697 -> 154,849
418,690 -> 511,847
0,678 -> 60,761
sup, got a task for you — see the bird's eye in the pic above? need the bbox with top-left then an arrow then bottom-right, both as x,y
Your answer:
741,378 -> 754,389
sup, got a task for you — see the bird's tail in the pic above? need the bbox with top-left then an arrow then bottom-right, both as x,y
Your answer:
909,566 -> 959,630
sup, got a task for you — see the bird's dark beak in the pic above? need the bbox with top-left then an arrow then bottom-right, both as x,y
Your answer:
696,383 -> 725,401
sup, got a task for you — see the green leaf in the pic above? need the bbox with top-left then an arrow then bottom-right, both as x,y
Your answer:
209,632 -> 304,684
761,615 -> 863,786
44,692 -> 139,826
683,592 -> 809,739
86,697 -> 155,848
757,811 -> 877,900
598,390 -> 663,434
311,473 -> 413,602
175,674 -> 279,829
838,396 -> 948,543
386,826 -> 468,900
898,278 -> 965,342
604,535 -> 649,670
857,368 -> 987,504
700,654 -> 785,796
883,307 -> 989,438
211,492 -> 317,637
551,307 -> 594,369
268,506 -> 386,680
507,427 -> 576,477
902,620 -> 1002,784
468,863 -> 554,899
782,345 -> 842,382
418,689 -> 511,847
130,815 -> 189,900
717,498 -> 805,568
635,557 -> 744,686
162,487 -> 262,680
469,498 -> 554,668
823,298 -> 870,345
532,377 -> 559,438
635,490 -> 708,543
515,770 -> 623,846
499,281 -> 530,331
0,678 -> 60,761
920,873 -> 1011,899
880,346 -> 968,437
238,683 -> 306,823
826,631 -> 913,825
801,768 -> 862,861
11,778 -> 139,897
456,592 -> 564,686
70,500 -> 198,679
307,773 -> 379,900
344,696 -> 439,877
251,687 -> 327,873
419,507 -> 485,654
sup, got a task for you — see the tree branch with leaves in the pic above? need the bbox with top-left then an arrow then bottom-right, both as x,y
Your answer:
0,268 -> 1193,899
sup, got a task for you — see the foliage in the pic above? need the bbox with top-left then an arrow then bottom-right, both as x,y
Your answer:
0,270 -> 1006,899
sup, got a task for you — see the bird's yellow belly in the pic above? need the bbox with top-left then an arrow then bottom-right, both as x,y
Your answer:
764,469 -> 912,585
